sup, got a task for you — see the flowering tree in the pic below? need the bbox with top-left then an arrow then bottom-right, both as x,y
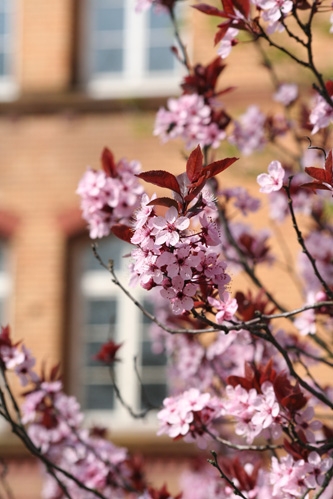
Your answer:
1,0 -> 333,497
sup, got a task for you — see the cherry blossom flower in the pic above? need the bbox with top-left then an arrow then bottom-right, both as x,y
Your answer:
309,93 -> 333,134
229,106 -> 266,155
255,0 -> 293,33
156,245 -> 201,280
154,93 -> 226,149
217,28 -> 239,59
152,206 -> 190,246
220,186 -> 261,216
257,160 -> 285,193
294,406 -> 322,443
208,292 -> 238,323
160,275 -> 197,314
273,83 -> 298,106
157,388 -> 223,442
77,158 -> 144,238
135,0 -> 154,11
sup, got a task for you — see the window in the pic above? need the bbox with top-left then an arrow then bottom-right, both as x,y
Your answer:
81,0 -> 184,98
0,0 -> 17,100
69,236 -> 167,429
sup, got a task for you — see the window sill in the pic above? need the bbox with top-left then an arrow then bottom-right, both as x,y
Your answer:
0,89 -> 174,116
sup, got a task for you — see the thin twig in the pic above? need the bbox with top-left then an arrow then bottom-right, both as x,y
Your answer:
208,450 -> 247,499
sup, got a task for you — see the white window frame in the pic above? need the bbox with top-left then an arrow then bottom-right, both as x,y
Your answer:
69,238 -> 168,433
0,0 -> 18,101
80,0 -> 186,98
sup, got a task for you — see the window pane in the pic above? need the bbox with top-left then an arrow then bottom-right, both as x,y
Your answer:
84,237 -> 130,272
0,12 -> 7,35
141,383 -> 167,409
93,47 -> 123,73
149,8 -> 171,29
148,46 -> 174,72
95,7 -> 124,31
85,384 -> 114,410
87,299 -> 117,325
141,340 -> 166,367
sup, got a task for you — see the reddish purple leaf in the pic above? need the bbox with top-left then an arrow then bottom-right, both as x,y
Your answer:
303,150 -> 333,192
111,224 -> 134,244
192,3 -> 225,16
326,80 -> 333,96
137,170 -> 181,196
214,24 -> 230,45
147,197 -> 179,210
301,182 -> 332,191
304,166 -> 329,183
101,147 -> 117,178
186,145 -> 203,183
233,0 -> 250,18
222,0 -> 236,17
205,157 -> 238,179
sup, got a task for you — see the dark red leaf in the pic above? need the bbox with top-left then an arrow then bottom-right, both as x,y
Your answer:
184,182 -> 207,204
301,182 -> 332,191
227,375 -> 253,391
214,24 -> 230,45
205,157 -> 238,179
192,3 -> 225,16
325,149 -> 333,181
111,224 -> 134,244
147,197 -> 179,210
101,147 -> 117,178
326,80 -> 333,97
233,0 -> 250,18
222,0 -> 236,17
137,170 -> 181,196
186,145 -> 203,182
304,166 -> 329,183
50,363 -> 61,381
95,340 -> 123,364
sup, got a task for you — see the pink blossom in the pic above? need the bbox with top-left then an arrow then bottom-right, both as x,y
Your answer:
0,345 -> 25,370
14,345 -> 38,386
273,84 -> 298,106
152,206 -> 190,246
157,388 -> 223,441
156,245 -> 201,280
270,454 -> 311,497
252,381 -> 281,439
255,0 -> 293,33
309,93 -> 333,134
160,275 -> 197,314
294,308 -> 316,336
208,292 -> 238,323
199,214 -> 221,246
229,106 -> 266,155
294,406 -> 322,443
224,384 -> 261,443
154,93 -> 226,149
77,158 -> 144,238
257,160 -> 285,193
220,186 -> 261,216
217,28 -> 239,59
135,0 -> 154,11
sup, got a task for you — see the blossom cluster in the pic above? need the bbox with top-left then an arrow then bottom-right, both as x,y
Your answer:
130,195 -> 234,317
77,149 -> 144,239
154,94 -> 227,149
